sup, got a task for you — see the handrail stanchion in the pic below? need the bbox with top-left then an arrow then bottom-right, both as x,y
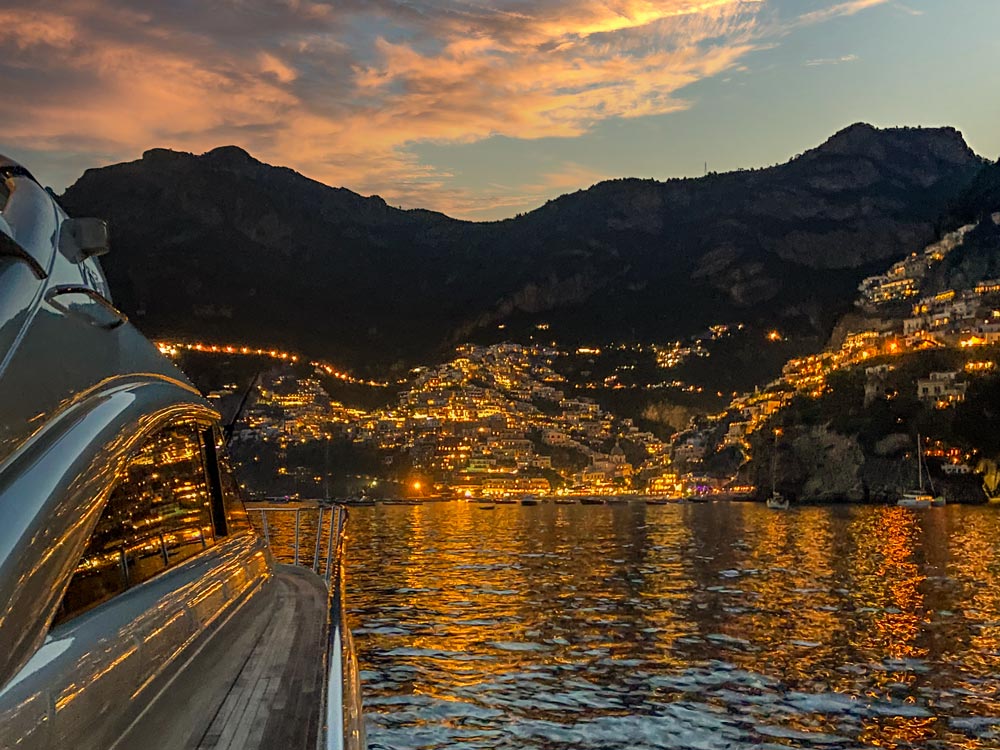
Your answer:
260,509 -> 270,547
313,506 -> 325,573
294,508 -> 301,566
324,508 -> 336,583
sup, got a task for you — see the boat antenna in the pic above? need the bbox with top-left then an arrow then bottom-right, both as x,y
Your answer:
223,371 -> 261,445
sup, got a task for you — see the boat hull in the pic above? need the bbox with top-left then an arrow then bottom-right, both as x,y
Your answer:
766,492 -> 789,510
898,491 -> 935,508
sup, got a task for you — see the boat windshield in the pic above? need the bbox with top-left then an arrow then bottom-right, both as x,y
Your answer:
0,169 -> 57,276
0,173 -> 51,373
0,177 -> 11,239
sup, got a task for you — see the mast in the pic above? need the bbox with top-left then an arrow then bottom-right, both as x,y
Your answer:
771,428 -> 779,496
917,433 -> 923,492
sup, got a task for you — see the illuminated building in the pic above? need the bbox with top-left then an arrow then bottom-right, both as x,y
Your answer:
916,371 -> 967,407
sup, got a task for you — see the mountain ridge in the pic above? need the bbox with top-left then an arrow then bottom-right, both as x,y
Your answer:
60,123 -> 988,375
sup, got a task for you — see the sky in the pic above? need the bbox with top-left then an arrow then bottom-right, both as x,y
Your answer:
1,0 -> 997,220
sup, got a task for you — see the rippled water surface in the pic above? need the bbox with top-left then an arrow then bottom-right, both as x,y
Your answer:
341,502 -> 1000,749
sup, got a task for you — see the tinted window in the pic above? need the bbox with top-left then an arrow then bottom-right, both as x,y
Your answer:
0,175 -> 57,268
53,425 -> 216,625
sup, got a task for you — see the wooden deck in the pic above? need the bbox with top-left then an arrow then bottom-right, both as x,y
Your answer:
196,565 -> 327,750
112,564 -> 329,750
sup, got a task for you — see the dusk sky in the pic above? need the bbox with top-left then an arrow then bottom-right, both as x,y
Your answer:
1,0 -> 997,220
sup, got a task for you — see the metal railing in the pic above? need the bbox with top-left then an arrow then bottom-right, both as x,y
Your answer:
251,505 -> 340,580
249,505 -> 366,750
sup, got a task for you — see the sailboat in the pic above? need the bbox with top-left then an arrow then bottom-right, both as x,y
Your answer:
975,459 -> 1000,504
898,434 -> 944,508
766,428 -> 789,509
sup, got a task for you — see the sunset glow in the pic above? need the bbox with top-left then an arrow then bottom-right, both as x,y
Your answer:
1,1 -> 997,218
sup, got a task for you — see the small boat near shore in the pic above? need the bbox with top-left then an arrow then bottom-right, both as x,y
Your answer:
765,492 -> 788,510
646,496 -> 681,505
767,428 -> 790,510
580,496 -> 606,505
898,492 -> 933,509
898,434 -> 945,508
341,496 -> 376,506
766,492 -> 790,510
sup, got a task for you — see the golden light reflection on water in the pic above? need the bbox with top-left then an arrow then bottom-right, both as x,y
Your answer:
265,502 -> 1000,749
946,511 -> 1000,725
848,508 -> 927,662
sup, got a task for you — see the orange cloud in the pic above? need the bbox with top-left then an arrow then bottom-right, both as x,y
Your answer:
0,0 -> 889,218
0,9 -> 77,48
311,0 -> 762,210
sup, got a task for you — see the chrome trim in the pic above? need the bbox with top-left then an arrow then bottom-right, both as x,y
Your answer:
44,284 -> 128,329
321,507 -> 366,750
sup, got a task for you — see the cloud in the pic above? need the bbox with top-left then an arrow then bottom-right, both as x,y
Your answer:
805,53 -> 859,66
794,0 -> 893,26
0,0 -> 894,218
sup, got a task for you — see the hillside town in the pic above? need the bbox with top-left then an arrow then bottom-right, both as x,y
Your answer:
210,342 -> 685,499
158,213 -> 1000,502
675,212 -> 1000,484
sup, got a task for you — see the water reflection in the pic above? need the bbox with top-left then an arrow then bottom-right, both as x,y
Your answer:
339,502 -> 1000,749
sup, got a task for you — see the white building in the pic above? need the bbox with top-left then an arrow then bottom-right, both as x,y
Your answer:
917,371 -> 967,405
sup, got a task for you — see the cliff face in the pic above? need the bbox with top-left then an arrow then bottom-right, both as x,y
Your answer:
950,157 -> 1000,224
60,124 -> 984,371
933,213 -> 1000,292
791,427 -> 867,502
751,425 -> 866,502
